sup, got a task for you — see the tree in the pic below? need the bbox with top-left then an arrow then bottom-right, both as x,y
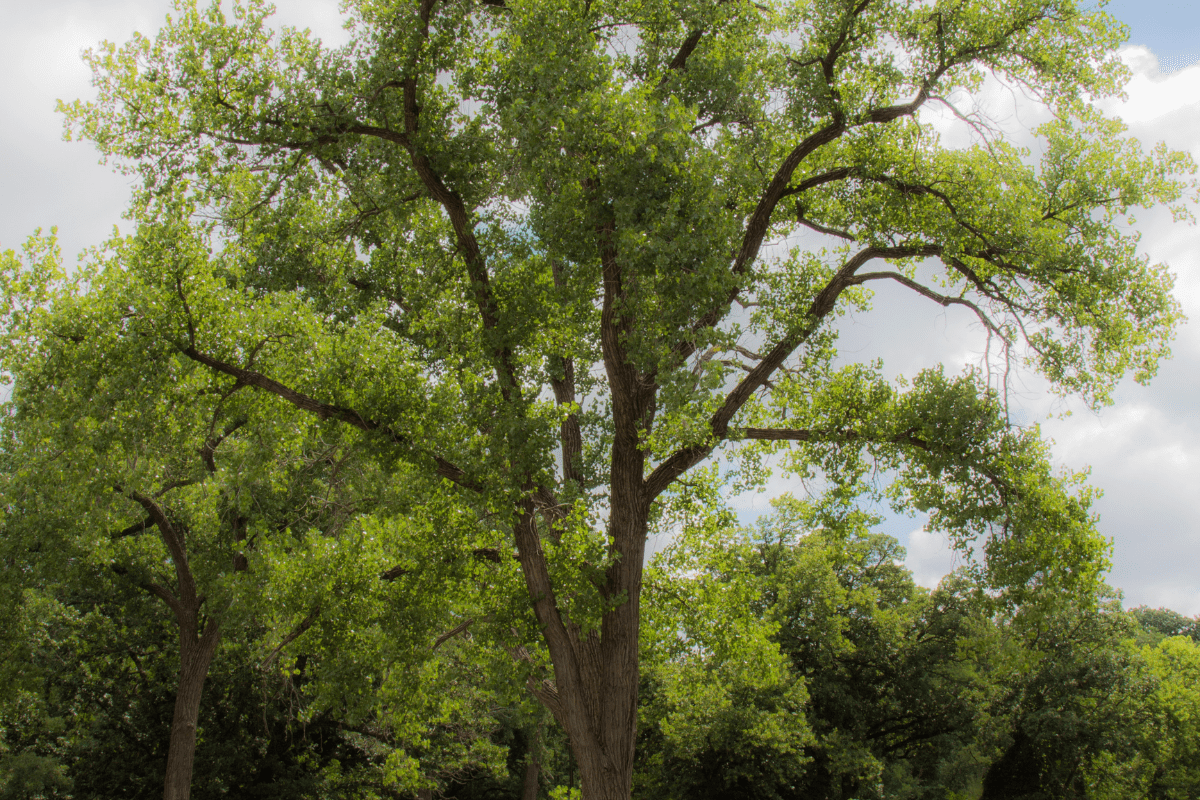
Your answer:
0,232 -> 495,800
0,228 -> 351,800
636,504 -> 814,800
15,0 -> 1195,796
1139,634 -> 1200,799
1130,607 -> 1200,645
977,596 -> 1158,800
746,504 -> 1004,800
636,498 -> 1010,800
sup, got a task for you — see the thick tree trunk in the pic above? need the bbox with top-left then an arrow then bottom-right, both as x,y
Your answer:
521,758 -> 541,800
510,226 -> 657,800
514,474 -> 649,800
162,617 -> 221,800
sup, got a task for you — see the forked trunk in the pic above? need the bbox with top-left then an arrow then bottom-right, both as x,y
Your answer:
162,617 -> 221,800
515,488 -> 648,800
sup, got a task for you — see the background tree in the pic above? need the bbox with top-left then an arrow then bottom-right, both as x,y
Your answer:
13,0 -> 1196,796
636,497 -> 1009,800
1129,607 -> 1200,645
633,499 -> 1200,800
0,231 -> 521,800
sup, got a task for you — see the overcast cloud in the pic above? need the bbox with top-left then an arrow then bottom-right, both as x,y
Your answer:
1,2 -> 1197,613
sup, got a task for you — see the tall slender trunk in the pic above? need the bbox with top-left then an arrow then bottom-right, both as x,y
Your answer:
521,722 -> 543,800
125,490 -> 225,800
162,616 -> 221,800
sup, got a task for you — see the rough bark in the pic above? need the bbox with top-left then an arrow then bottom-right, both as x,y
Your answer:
521,752 -> 541,800
162,616 -> 221,800
123,491 -> 224,800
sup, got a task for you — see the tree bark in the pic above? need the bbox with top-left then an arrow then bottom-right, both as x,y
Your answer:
162,616 -> 221,800
124,491 -> 224,800
521,724 -> 542,800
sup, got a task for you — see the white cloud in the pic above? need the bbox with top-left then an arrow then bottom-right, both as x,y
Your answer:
772,45 -> 1200,612
1098,47 -> 1200,125
904,528 -> 961,590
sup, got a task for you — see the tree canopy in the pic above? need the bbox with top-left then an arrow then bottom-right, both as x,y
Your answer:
1,0 -> 1196,797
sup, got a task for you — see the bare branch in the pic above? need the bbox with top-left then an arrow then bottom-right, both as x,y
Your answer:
847,271 -> 1010,344
796,209 -> 856,241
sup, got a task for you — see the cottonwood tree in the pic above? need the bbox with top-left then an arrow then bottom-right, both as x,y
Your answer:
0,233 -> 474,800
28,0 -> 1197,796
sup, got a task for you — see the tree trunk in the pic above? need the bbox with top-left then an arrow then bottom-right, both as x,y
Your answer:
514,477 -> 649,800
521,724 -> 542,800
125,489 -> 224,800
162,616 -> 221,800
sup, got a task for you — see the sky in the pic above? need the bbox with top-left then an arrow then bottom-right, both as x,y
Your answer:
0,1 -> 1197,613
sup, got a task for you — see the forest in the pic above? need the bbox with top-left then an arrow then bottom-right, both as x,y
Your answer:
2,0 -> 1199,797
4,500 -> 1200,799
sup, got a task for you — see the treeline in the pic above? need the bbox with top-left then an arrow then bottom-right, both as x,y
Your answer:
3,501 -> 1198,800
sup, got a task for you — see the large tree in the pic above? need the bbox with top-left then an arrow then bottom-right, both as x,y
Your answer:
13,0 -> 1194,796
0,231 -> 373,799
0,234 -> 525,800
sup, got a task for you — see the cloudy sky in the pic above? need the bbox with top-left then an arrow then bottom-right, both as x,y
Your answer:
1,1 -> 1197,613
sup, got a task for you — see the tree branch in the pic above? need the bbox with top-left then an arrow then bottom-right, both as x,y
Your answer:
112,516 -> 157,540
121,488 -> 200,612
846,270 -> 1010,343
658,29 -> 706,86
200,416 -> 248,474
261,606 -> 321,669
647,244 -> 939,498
432,617 -> 475,650
178,345 -> 480,491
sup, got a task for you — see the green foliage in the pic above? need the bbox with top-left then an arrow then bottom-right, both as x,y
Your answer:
1129,607 -> 1200,646
32,0 -> 1192,633
639,519 -> 812,800
979,598 -> 1153,800
634,500 -> 1200,800
1138,636 -> 1200,799
4,0 -> 1199,795
640,502 -> 977,799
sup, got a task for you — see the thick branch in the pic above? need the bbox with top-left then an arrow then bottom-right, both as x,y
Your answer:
379,546 -> 509,582
660,29 -> 706,82
143,580 -> 183,618
548,263 -> 583,486
647,244 -> 939,498
112,516 -> 158,540
178,345 -> 479,491
123,489 -> 199,611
